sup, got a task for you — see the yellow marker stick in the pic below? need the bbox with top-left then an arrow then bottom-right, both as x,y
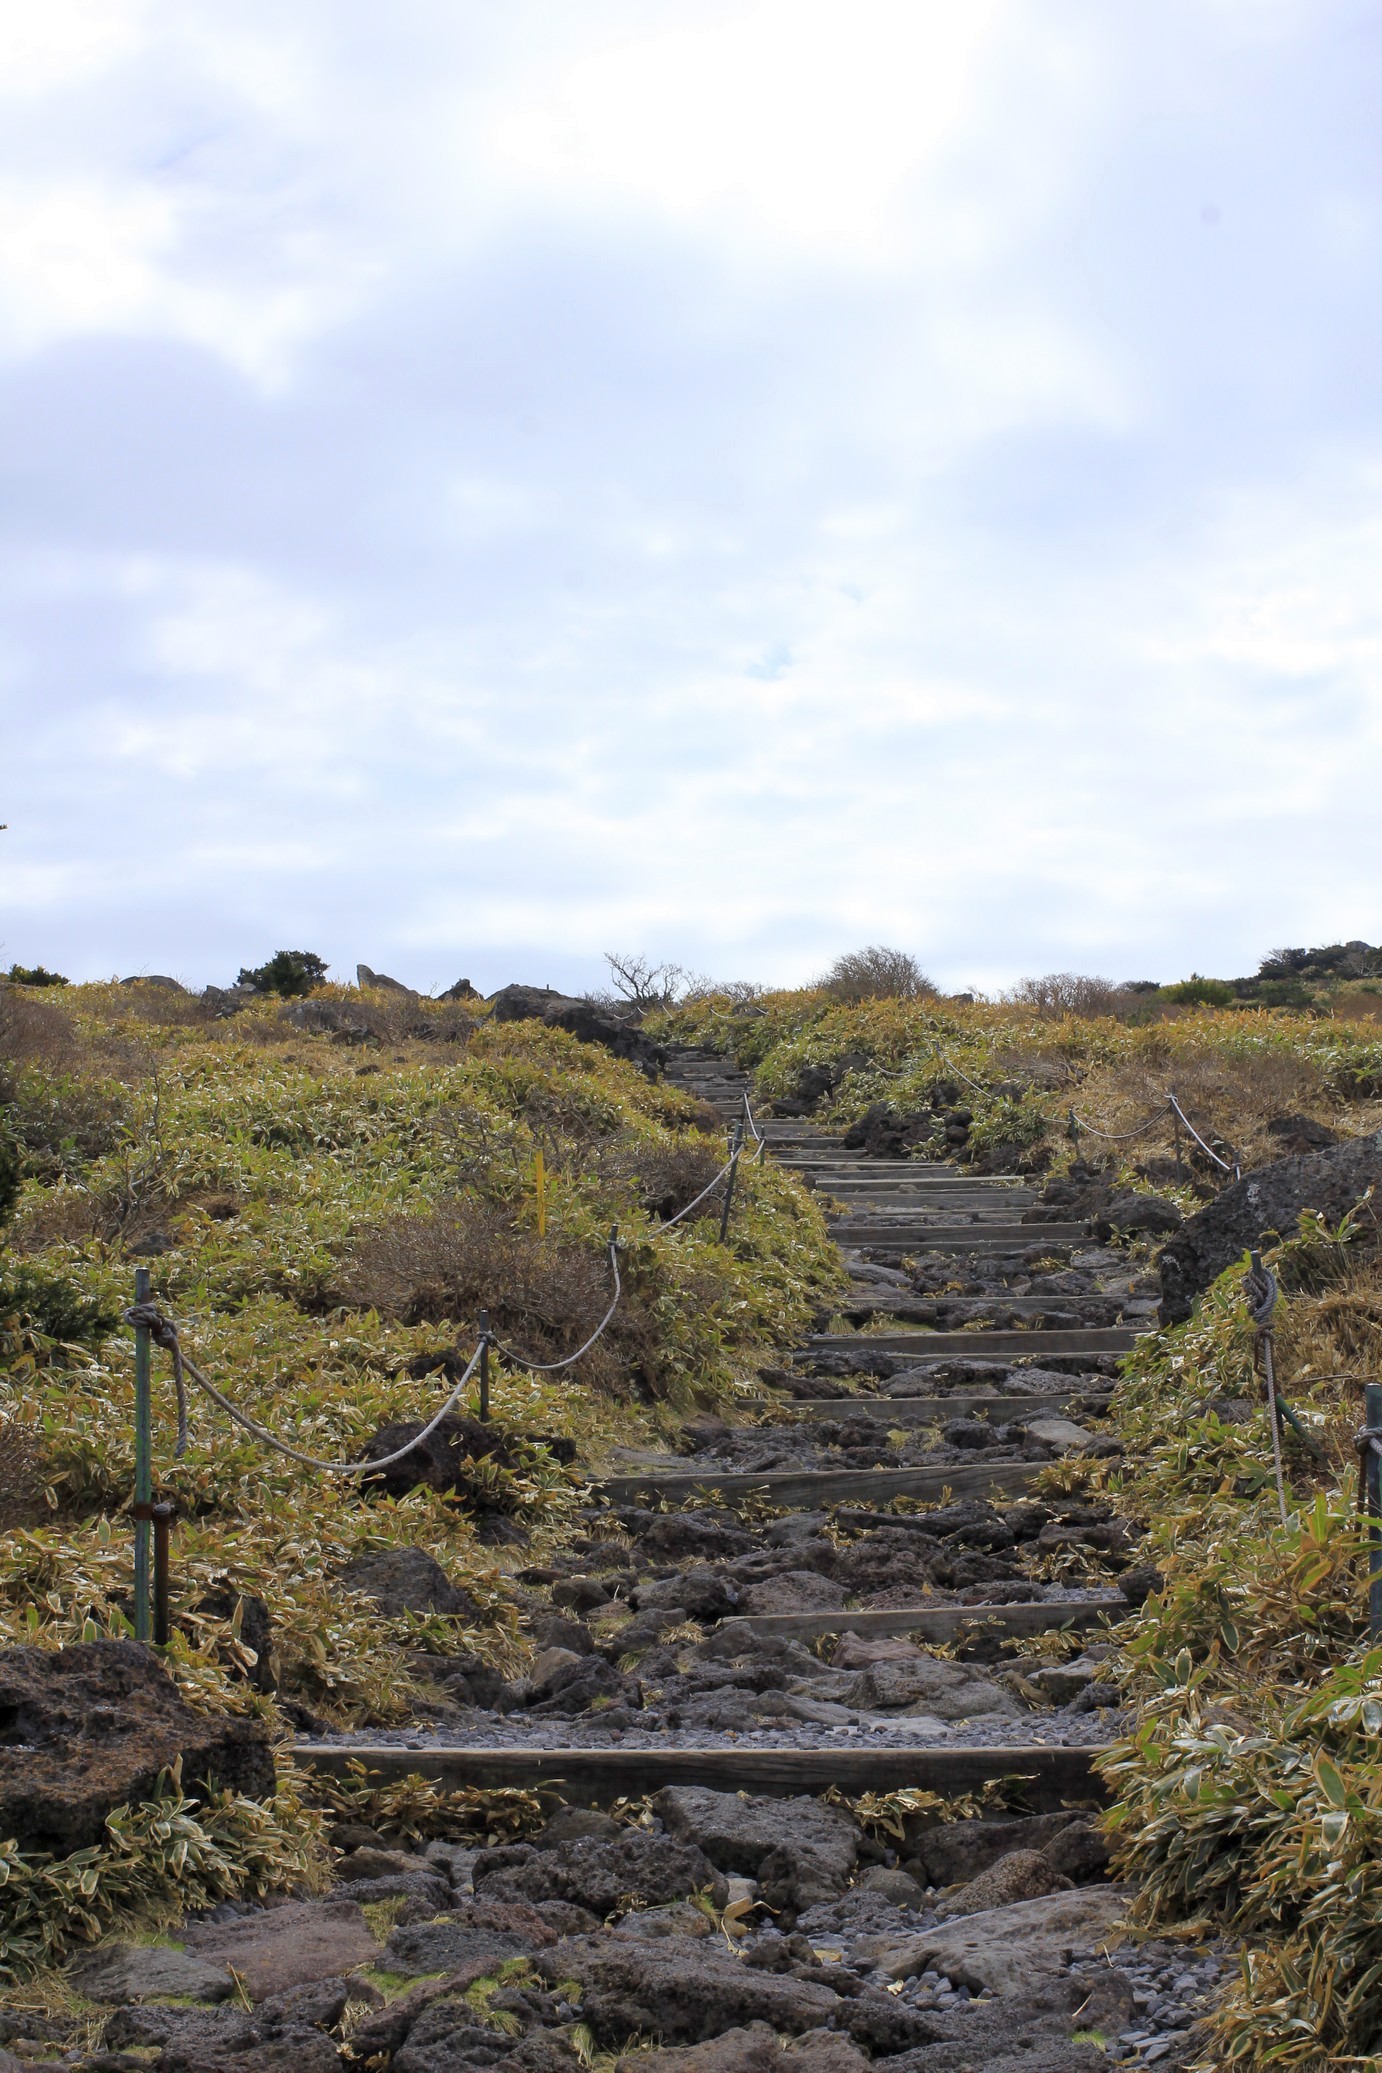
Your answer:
535,1149 -> 546,1238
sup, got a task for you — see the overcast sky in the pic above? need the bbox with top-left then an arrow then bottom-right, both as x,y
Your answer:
3,0 -> 1381,995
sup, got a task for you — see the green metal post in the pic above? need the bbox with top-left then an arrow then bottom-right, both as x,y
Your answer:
1368,1383 -> 1382,1643
719,1122 -> 744,1244
132,1266 -> 152,1642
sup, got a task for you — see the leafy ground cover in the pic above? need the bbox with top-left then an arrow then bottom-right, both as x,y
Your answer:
656,988 -> 1382,1184
0,983 -> 841,1733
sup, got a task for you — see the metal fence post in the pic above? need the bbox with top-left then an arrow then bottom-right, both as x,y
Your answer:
152,1501 -> 175,1648
478,1311 -> 491,1423
1367,1382 -> 1382,1642
132,1266 -> 152,1642
719,1122 -> 744,1244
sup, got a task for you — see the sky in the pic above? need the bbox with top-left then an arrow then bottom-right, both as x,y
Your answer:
2,0 -> 1381,997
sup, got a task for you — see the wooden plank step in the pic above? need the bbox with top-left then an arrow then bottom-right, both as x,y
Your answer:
805,1328 -> 1140,1358
292,1742 -> 1108,1809
595,1459 -> 1042,1507
832,1225 -> 1091,1250
754,1392 -> 1100,1423
833,1294 -> 1129,1318
715,1598 -> 1119,1645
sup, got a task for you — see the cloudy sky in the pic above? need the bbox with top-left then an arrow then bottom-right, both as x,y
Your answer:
3,0 -> 1381,994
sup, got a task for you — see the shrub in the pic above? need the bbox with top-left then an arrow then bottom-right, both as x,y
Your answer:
0,989 -> 73,1075
0,1262 -> 120,1350
1007,972 -> 1136,1017
1159,974 -> 1237,1007
2,1069 -> 131,1182
236,950 -> 329,997
5,965 -> 67,988
0,1126 -> 18,1228
341,1199 -> 647,1394
819,947 -> 935,1003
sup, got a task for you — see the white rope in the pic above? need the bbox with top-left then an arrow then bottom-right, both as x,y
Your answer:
494,1234 -> 623,1372
1168,1093 -> 1242,1181
123,1304 -> 484,1475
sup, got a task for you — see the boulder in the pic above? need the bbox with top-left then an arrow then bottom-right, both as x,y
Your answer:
182,1898 -> 382,2001
1159,1131 -> 1382,1324
541,999 -> 666,1076
1099,1192 -> 1182,1237
634,1568 -> 740,1621
381,1900 -> 555,1976
354,1414 -> 573,1507
636,1512 -> 757,1563
653,1787 -> 858,1914
439,977 -> 480,1001
738,1572 -> 847,1616
907,1813 -> 1083,1889
357,964 -> 419,997
0,1642 -> 275,1854
340,1546 -> 480,1620
67,1940 -> 233,2004
532,1807 -> 622,1851
1018,1415 -> 1095,1457
617,2024 -> 870,2073
476,1832 -> 725,1917
1265,1114 -> 1340,1156
934,1848 -> 1072,1918
1041,1820 -> 1112,1880
537,1933 -> 937,2051
845,1656 -> 1018,1721
489,985 -> 574,1022
873,1885 -> 1128,1995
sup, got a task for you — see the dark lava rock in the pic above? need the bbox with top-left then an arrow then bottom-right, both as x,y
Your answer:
341,1546 -> 481,1620
0,1642 -> 275,1854
182,1898 -> 383,2002
382,1899 -> 556,1976
477,1832 -> 725,1917
1265,1113 -> 1341,1155
488,985 -> 573,1022
355,1414 -> 573,1506
1159,1130 -> 1382,1323
842,1104 -> 939,1159
538,1934 -> 889,2048
635,1511 -> 757,1563
906,1813 -> 1083,1888
653,1787 -> 858,1914
1097,1192 -> 1182,1238
542,999 -> 666,1076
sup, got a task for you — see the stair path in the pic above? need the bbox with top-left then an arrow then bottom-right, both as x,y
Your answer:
297,1043 -> 1144,1802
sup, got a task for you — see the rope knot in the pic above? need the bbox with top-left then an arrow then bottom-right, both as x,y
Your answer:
1243,1252 -> 1278,1331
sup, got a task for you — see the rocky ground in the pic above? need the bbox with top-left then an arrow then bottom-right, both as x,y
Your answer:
1,1785 -> 1226,2072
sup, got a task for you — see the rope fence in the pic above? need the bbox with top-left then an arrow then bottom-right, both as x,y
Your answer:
115,1123 -> 769,1639
1067,1091 -> 1243,1182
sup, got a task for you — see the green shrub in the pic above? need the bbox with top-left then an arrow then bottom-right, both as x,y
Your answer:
1159,975 -> 1237,1006
236,950 -> 329,997
4,967 -> 68,989
0,1263 -> 120,1350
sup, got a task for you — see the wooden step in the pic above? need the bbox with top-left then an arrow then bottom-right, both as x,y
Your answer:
832,1225 -> 1091,1250
596,1458 -> 1043,1508
755,1392 -> 1103,1423
715,1598 -> 1119,1645
293,1742 -> 1108,1809
832,1295 -> 1130,1319
805,1327 -> 1140,1358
